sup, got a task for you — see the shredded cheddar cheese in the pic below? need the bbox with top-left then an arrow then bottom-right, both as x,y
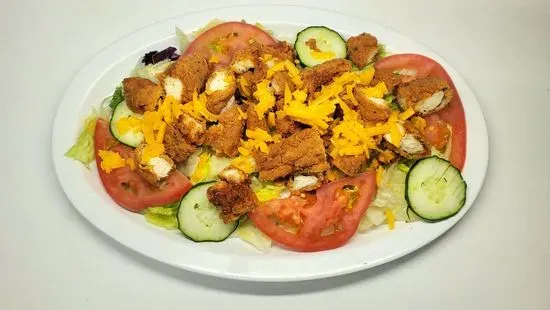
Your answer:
231,155 -> 256,174
116,116 -> 142,135
388,111 -> 404,147
140,143 -> 165,164
399,107 -> 416,121
191,152 -> 211,183
98,150 -> 126,173
244,128 -> 277,154
208,55 -> 220,63
385,209 -> 396,230
361,82 -> 388,98
253,80 -> 275,119
376,166 -> 385,186
311,50 -> 336,60
411,116 -> 427,132
267,112 -> 276,128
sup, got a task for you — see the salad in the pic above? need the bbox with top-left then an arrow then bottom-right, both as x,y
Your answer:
66,20 -> 467,252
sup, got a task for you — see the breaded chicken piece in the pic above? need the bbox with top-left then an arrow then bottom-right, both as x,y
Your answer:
207,166 -> 259,223
161,53 -> 209,103
354,86 -> 392,122
301,59 -> 352,94
370,69 -> 414,92
163,123 -> 198,163
231,44 -> 261,74
275,116 -> 301,137
245,102 -> 268,131
204,105 -> 245,157
205,68 -> 237,114
134,144 -> 175,185
175,113 -> 207,145
330,154 -> 367,176
346,33 -> 378,68
383,121 -> 430,159
254,128 -> 330,180
270,71 -> 295,96
122,77 -> 164,114
261,41 -> 295,62
397,76 -> 453,115
162,113 -> 206,163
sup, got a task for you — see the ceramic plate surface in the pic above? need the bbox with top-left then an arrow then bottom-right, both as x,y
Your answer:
52,5 -> 489,282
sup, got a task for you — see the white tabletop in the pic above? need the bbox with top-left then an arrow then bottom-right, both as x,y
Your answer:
2,0 -> 549,309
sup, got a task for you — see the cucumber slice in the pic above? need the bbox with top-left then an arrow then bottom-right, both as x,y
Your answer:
405,156 -> 467,222
109,100 -> 144,147
294,26 -> 347,67
177,182 -> 238,242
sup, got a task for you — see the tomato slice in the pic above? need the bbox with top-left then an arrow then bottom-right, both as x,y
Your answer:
249,171 -> 377,252
375,54 -> 467,170
183,21 -> 276,65
94,119 -> 192,212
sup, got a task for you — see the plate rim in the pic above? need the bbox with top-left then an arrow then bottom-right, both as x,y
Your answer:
51,4 -> 489,282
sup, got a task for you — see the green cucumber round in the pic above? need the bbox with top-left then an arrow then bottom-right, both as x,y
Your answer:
405,156 -> 467,222
177,182 -> 238,242
109,100 -> 144,147
294,26 -> 347,67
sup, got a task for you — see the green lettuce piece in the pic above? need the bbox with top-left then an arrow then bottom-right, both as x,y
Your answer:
250,177 -> 286,202
192,19 -> 225,37
254,22 -> 275,36
175,26 -> 190,52
143,203 -> 179,230
64,111 -> 98,168
377,44 -> 389,59
109,86 -> 124,109
235,219 -> 272,252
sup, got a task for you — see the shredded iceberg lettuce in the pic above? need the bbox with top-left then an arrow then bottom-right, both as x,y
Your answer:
360,163 -> 419,232
254,22 -> 275,36
251,177 -> 286,202
175,26 -> 190,52
142,203 -> 179,230
235,219 -> 272,252
192,19 -> 225,37
133,60 -> 173,84
64,111 -> 98,168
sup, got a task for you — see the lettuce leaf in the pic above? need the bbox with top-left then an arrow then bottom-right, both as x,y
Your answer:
109,86 -> 124,109
251,177 -> 286,202
235,219 -> 272,252
64,111 -> 98,168
175,26 -> 190,52
192,18 -> 225,37
377,44 -> 389,58
142,203 -> 179,230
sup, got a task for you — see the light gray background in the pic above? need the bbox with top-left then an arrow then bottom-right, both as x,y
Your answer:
1,0 -> 549,309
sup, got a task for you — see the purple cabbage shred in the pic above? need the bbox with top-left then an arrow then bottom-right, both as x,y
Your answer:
141,46 -> 179,65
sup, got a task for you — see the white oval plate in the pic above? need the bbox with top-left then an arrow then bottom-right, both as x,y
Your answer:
52,5 -> 488,282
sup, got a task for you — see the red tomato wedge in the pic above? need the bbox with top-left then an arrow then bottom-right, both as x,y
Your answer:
94,119 -> 192,212
375,54 -> 467,170
183,21 -> 276,65
249,171 -> 377,252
